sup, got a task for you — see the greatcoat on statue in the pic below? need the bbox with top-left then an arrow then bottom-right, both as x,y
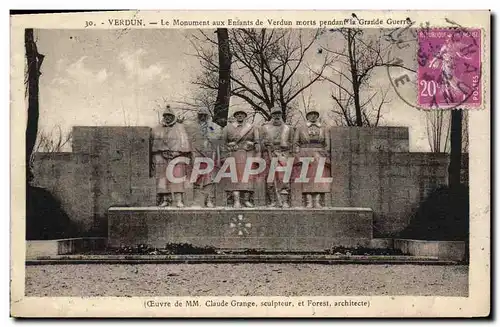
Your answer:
260,107 -> 293,208
293,110 -> 332,208
222,110 -> 260,208
152,106 -> 192,207
185,107 -> 222,207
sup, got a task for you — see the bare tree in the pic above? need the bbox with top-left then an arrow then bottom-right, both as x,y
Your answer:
25,28 -> 44,184
461,110 -> 469,154
286,88 -> 317,127
29,126 -> 73,175
449,110 -> 463,189
33,126 -> 73,153
213,28 -> 231,127
319,28 -> 411,127
422,108 -> 469,187
190,28 -> 331,122
170,88 -> 217,119
424,109 -> 469,154
425,110 -> 451,153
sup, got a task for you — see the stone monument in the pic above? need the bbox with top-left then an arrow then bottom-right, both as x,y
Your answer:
34,120 -> 450,251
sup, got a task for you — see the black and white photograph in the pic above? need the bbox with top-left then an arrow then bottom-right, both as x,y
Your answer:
10,10 -> 490,318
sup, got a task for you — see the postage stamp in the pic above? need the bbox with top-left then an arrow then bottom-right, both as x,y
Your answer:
417,28 -> 482,109
9,10 -> 490,319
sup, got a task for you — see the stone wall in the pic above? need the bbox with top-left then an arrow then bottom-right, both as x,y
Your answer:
31,126 -> 452,238
327,127 -> 448,237
72,127 -> 156,233
32,152 -> 94,232
331,152 -> 448,236
32,127 -> 156,236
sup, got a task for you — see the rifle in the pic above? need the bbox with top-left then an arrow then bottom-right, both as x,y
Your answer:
266,143 -> 283,208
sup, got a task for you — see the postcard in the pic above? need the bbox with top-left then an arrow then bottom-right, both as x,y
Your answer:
10,9 -> 490,317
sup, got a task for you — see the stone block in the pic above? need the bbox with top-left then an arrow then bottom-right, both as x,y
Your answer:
71,127 -> 156,230
26,238 -> 107,259
107,207 -> 373,251
438,241 -> 467,261
349,128 -> 361,153
393,239 -> 466,261
330,127 -> 409,153
331,151 -> 451,237
57,237 -> 107,254
387,165 -> 411,177
390,127 -> 410,139
330,127 -> 351,153
32,153 -> 94,232
372,126 -> 393,139
108,211 -> 149,246
368,238 -> 394,249
369,138 -> 390,152
71,127 -> 96,154
26,240 -> 58,259
391,139 -> 409,152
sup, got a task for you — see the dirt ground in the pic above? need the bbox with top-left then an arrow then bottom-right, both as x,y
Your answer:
25,263 -> 468,297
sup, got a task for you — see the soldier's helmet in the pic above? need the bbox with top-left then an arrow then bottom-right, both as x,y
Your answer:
197,107 -> 211,116
162,105 -> 176,118
270,107 -> 283,116
233,109 -> 248,118
305,110 -> 320,119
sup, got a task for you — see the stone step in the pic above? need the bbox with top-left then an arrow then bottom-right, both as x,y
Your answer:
26,254 -> 460,265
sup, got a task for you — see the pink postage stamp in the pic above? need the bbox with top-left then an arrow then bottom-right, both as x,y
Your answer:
417,28 -> 482,109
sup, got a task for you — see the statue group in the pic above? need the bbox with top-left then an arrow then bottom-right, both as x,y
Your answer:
152,105 -> 331,209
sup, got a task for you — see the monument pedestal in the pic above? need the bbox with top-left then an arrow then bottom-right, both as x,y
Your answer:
108,207 -> 373,251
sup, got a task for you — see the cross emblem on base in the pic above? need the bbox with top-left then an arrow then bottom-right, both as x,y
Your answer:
229,214 -> 252,236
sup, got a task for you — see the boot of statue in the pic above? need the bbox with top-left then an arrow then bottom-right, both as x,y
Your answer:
203,184 -> 215,208
206,196 -> 215,208
305,193 -> 313,208
280,194 -> 290,208
192,185 -> 204,208
267,185 -> 277,207
243,191 -> 254,208
313,194 -> 322,208
175,192 -> 185,208
233,191 -> 241,208
158,194 -> 169,207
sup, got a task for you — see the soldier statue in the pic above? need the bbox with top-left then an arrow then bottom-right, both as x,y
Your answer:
293,110 -> 332,208
187,107 -> 222,207
260,107 -> 293,208
152,106 -> 192,207
222,109 -> 260,208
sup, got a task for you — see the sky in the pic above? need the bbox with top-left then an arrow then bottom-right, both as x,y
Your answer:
35,28 -> 437,152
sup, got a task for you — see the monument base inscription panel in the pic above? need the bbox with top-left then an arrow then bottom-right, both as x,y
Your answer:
107,207 -> 373,251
